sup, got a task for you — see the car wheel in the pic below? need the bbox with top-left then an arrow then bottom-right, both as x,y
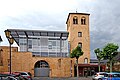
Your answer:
98,78 -> 102,80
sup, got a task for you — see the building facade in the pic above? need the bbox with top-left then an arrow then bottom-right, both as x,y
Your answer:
66,13 -> 90,64
0,13 -> 91,77
66,13 -> 91,76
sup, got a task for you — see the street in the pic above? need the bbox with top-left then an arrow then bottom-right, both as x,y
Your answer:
33,77 -> 92,80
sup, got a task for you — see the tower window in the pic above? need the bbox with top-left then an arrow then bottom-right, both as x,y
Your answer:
81,17 -> 86,25
78,32 -> 82,37
73,16 -> 78,24
78,42 -> 82,48
84,58 -> 88,64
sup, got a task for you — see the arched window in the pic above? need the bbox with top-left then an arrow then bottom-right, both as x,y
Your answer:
34,60 -> 49,68
78,42 -> 82,48
73,16 -> 78,24
84,58 -> 88,64
81,17 -> 86,25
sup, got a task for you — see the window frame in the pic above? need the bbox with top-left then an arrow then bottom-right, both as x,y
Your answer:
81,17 -> 86,25
73,16 -> 78,24
84,58 -> 88,64
78,32 -> 82,37
78,42 -> 82,48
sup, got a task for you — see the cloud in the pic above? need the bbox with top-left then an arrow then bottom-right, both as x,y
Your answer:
90,0 -> 120,58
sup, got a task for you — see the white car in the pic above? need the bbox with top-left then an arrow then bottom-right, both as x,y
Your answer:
92,72 -> 107,80
14,72 -> 32,80
19,72 -> 32,80
4,76 -> 17,80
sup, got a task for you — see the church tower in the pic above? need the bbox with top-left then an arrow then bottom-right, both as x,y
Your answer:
66,13 -> 90,64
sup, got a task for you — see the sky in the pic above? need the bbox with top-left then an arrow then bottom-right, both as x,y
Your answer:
0,0 -> 120,58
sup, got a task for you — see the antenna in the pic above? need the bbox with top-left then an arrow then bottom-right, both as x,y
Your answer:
76,9 -> 78,13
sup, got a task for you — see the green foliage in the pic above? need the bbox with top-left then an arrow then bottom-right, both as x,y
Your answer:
70,46 -> 83,59
103,43 -> 119,60
94,48 -> 103,60
94,43 -> 119,72
94,48 -> 103,72
70,45 -> 84,77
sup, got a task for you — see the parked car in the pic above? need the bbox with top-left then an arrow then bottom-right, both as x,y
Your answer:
4,76 -> 17,80
0,74 -> 8,80
102,72 -> 120,80
92,72 -> 107,80
0,74 -> 17,80
14,72 -> 32,80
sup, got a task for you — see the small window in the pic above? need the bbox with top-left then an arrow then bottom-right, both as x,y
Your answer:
73,16 -> 78,24
81,17 -> 86,25
58,59 -> 61,68
78,42 -> 82,48
84,58 -> 88,64
78,32 -> 82,37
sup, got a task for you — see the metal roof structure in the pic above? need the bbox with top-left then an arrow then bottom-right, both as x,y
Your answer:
90,59 -> 108,64
113,52 -> 120,61
6,29 -> 69,46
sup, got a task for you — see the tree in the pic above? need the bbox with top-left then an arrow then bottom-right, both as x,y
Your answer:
94,48 -> 103,72
103,43 -> 119,72
70,46 -> 83,77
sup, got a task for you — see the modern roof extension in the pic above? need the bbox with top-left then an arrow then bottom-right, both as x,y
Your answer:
6,29 -> 69,46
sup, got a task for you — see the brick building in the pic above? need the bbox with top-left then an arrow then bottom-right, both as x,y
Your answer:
0,13 -> 91,77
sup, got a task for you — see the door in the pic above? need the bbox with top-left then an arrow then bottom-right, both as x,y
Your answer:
34,60 -> 50,77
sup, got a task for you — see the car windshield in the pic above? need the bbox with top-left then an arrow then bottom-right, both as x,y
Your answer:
20,73 -> 27,75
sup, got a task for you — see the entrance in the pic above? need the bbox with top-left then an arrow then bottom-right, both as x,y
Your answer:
34,60 -> 50,77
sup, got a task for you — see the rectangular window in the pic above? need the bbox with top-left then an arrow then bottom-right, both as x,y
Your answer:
19,39 -> 27,45
78,32 -> 82,37
19,39 -> 27,52
52,41 -> 56,46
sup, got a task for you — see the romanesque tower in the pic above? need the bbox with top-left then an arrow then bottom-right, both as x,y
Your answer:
66,13 -> 90,64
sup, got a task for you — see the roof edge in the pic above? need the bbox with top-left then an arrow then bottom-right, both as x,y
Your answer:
66,13 -> 90,24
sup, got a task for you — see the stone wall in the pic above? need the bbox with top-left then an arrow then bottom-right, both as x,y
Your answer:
0,46 -> 75,77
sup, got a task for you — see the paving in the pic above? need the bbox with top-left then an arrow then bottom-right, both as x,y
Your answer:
33,77 -> 92,80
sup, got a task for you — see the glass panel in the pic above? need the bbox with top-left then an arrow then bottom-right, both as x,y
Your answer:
28,39 -> 32,49
48,32 -> 54,36
19,39 -> 27,51
49,52 -> 56,57
41,52 -> 48,57
41,38 -> 48,46
41,32 -> 47,36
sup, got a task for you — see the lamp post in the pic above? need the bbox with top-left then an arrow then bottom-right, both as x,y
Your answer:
0,35 -> 3,66
4,30 -> 14,74
0,35 -> 2,42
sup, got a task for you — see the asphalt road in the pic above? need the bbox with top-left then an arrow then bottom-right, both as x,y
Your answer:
33,77 -> 92,80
